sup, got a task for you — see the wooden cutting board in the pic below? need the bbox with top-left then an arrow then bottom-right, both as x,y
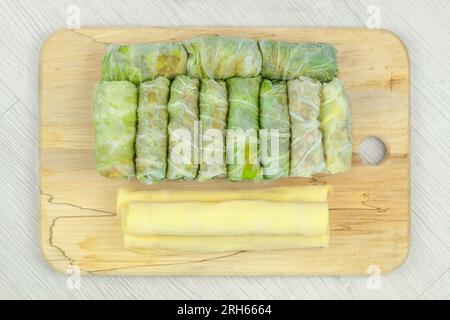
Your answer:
40,27 -> 410,275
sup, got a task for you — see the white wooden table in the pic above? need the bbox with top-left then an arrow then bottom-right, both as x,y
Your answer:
0,0 -> 449,299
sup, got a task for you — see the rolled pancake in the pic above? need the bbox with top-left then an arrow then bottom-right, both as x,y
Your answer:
124,200 -> 328,237
123,233 -> 329,253
117,185 -> 328,213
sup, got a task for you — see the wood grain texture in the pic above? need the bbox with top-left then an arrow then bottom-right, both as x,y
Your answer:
39,27 -> 410,275
1,0 -> 449,299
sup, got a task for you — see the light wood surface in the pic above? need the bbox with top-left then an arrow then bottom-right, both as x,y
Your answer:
1,0 -> 448,299
39,27 -> 410,275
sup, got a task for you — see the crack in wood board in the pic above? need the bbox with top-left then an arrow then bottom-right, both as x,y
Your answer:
49,217 -> 246,274
83,250 -> 247,275
360,200 -> 388,212
70,29 -> 111,45
42,190 -> 247,274
41,190 -> 115,271
41,190 -> 116,215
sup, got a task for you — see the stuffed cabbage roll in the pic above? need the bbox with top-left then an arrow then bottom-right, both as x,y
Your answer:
319,78 -> 352,174
102,43 -> 187,84
259,80 -> 290,180
197,79 -> 228,181
135,77 -> 170,184
226,76 -> 262,181
259,40 -> 338,82
94,81 -> 137,179
167,75 -> 200,180
184,35 -> 262,79
288,77 -> 326,177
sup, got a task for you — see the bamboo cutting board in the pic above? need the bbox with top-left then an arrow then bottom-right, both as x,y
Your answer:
40,27 -> 410,275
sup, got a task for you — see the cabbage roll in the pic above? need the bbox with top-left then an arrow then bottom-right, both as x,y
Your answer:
135,77 -> 170,184
184,35 -> 262,79
259,80 -> 290,179
197,79 -> 228,181
94,81 -> 137,179
259,40 -> 338,82
288,77 -> 326,177
319,78 -> 352,174
102,43 -> 187,84
226,76 -> 262,181
167,75 -> 200,180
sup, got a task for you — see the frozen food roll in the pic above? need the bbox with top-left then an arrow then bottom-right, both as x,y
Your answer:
166,75 -> 200,180
288,77 -> 326,177
119,185 -> 330,253
135,77 -> 170,183
259,79 -> 290,179
226,76 -> 262,181
123,200 -> 329,237
102,43 -> 187,84
123,233 -> 329,253
319,78 -> 353,174
184,35 -> 262,79
197,79 -> 228,181
94,81 -> 137,179
117,184 -> 329,215
259,40 -> 338,81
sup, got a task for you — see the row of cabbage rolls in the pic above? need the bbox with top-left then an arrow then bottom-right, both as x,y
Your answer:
94,35 -> 351,183
102,35 -> 338,82
95,75 -> 352,183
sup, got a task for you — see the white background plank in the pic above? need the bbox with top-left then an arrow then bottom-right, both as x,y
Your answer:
0,0 -> 449,299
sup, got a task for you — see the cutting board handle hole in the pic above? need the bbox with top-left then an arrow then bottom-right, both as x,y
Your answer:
359,136 -> 388,165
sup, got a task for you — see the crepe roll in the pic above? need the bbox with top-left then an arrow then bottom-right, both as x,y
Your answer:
123,233 -> 329,253
123,200 -> 328,237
